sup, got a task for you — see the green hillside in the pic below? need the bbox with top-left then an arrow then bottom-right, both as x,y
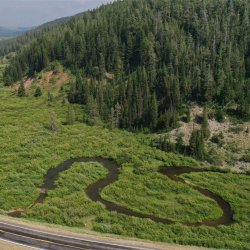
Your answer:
3,0 -> 250,133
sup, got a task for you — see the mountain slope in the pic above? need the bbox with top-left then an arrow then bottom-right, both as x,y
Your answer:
3,0 -> 250,131
0,17 -> 69,56
0,27 -> 32,41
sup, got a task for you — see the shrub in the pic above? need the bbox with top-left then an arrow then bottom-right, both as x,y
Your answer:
215,108 -> 225,123
229,125 -> 244,134
34,86 -> 42,97
240,154 -> 250,163
210,132 -> 224,146
49,111 -> 59,131
205,148 -> 224,165
17,82 -> 25,97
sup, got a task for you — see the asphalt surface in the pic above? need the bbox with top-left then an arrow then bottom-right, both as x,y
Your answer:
0,238 -> 44,250
0,221 -> 156,250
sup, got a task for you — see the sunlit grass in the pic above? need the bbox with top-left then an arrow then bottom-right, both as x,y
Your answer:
0,86 -> 249,249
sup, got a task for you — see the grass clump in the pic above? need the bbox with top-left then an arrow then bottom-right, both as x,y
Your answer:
240,154 -> 250,163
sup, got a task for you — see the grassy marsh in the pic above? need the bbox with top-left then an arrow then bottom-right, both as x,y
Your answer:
0,85 -> 249,249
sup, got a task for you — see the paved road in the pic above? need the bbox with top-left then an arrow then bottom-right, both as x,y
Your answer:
0,222 -> 156,250
0,238 -> 43,250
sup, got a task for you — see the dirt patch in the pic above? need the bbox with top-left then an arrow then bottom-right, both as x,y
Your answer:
13,77 -> 34,91
169,106 -> 232,144
232,161 -> 250,171
35,70 -> 69,90
166,105 -> 250,171
12,70 -> 69,93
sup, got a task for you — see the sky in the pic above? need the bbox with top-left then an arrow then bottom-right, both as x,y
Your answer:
0,0 -> 114,27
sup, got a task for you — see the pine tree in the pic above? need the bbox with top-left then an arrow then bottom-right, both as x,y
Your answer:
215,108 -> 225,123
99,53 -> 106,79
151,93 -> 158,130
109,107 -> 116,129
237,98 -> 249,119
186,108 -> 191,123
189,129 -> 205,159
171,110 -> 178,129
114,103 -> 121,128
86,95 -> 99,126
196,130 -> 205,159
201,106 -> 210,139
189,129 -> 197,156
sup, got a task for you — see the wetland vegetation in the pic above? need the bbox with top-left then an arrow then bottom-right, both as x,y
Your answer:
0,86 -> 249,249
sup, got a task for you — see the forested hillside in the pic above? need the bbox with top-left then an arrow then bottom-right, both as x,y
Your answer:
3,0 -> 250,131
0,17 -> 69,56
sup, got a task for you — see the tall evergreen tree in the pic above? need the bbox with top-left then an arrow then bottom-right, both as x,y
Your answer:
151,93 -> 158,129
189,129 -> 197,156
86,95 -> 99,126
201,106 -> 210,139
189,129 -> 205,159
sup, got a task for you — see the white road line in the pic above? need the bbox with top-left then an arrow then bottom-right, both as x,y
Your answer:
0,221 -> 156,250
0,237 -> 46,250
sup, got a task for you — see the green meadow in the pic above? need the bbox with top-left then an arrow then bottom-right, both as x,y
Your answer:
0,84 -> 249,250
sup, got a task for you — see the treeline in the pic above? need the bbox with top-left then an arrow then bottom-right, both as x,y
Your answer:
3,0 -> 250,130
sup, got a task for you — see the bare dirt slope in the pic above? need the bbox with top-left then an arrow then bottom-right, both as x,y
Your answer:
13,69 -> 69,92
168,105 -> 250,171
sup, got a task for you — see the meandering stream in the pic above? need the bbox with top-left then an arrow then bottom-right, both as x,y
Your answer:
8,157 -> 235,227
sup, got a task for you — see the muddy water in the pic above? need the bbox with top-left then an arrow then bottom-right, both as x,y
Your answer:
8,157 -> 235,227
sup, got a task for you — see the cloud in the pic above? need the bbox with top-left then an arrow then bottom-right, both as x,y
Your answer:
0,0 -> 113,27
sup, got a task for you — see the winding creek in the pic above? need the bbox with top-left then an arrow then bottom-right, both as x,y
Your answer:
8,157 -> 235,227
